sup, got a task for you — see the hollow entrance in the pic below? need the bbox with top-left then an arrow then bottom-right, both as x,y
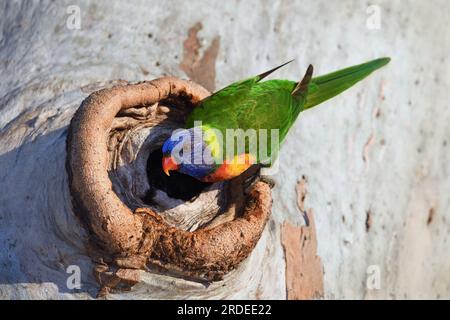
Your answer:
146,148 -> 212,201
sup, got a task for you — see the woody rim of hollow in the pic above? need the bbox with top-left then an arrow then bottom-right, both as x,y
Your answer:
66,77 -> 272,282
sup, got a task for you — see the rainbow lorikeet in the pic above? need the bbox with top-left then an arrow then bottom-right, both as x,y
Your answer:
162,57 -> 390,182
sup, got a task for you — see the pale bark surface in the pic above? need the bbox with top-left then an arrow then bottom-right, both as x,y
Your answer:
0,0 -> 449,299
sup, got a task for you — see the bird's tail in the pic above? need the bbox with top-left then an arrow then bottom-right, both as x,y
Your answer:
303,57 -> 390,110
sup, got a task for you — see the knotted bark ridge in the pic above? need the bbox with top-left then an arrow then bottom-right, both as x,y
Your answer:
66,77 -> 272,289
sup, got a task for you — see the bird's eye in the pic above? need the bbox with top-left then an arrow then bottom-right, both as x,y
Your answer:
105,102 -> 222,230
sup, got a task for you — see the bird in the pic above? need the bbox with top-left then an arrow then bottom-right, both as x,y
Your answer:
162,57 -> 390,183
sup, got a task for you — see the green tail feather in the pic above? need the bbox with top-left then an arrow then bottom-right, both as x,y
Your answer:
304,57 -> 390,110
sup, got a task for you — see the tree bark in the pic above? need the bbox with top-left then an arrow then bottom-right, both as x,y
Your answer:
0,0 -> 449,299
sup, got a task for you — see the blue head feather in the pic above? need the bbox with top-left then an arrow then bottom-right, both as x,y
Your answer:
162,128 -> 216,180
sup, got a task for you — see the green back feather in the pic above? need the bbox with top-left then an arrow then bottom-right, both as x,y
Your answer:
304,57 -> 390,110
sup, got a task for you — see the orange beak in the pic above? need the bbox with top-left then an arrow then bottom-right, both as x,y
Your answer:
162,156 -> 179,176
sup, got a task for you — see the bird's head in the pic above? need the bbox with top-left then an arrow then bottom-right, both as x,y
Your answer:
161,128 -> 216,180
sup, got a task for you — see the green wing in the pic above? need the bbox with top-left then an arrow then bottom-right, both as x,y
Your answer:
186,61 -> 306,163
186,78 -> 306,163
186,80 -> 298,136
185,60 -> 295,129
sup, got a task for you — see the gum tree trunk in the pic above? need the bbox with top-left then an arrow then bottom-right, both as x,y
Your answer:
0,0 -> 449,299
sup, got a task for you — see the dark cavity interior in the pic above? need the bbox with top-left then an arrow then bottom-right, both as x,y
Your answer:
145,148 -> 212,201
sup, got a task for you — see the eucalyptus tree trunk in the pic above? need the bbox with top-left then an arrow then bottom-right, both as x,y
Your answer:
0,0 -> 449,300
